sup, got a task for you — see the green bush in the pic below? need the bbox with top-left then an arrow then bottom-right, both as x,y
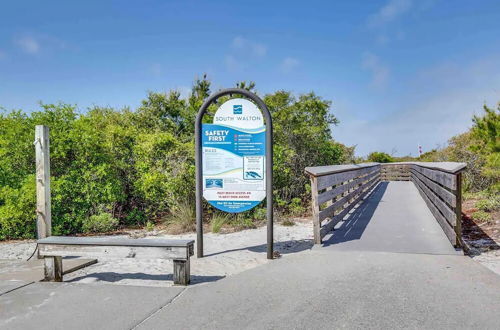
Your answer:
0,77 -> 349,239
288,197 -> 306,216
471,210 -> 492,223
82,213 -> 119,233
145,221 -> 155,232
419,104 -> 499,193
252,207 -> 267,220
367,151 -> 394,163
475,196 -> 500,212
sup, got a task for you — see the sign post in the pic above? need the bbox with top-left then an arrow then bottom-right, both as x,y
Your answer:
195,88 -> 273,259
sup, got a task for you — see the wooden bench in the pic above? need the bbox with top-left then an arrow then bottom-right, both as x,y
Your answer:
37,236 -> 195,285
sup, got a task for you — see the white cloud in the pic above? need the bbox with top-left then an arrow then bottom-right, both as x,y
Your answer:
225,36 -> 267,72
280,57 -> 300,73
15,36 -> 40,54
231,36 -> 267,57
368,0 -> 413,27
361,52 -> 389,89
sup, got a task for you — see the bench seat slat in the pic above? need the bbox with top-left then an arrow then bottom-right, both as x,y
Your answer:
37,236 -> 194,248
38,244 -> 190,260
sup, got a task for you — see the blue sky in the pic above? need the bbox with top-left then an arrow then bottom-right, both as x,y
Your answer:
1,0 -> 499,156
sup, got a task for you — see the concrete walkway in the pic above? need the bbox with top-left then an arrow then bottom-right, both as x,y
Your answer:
1,182 -> 499,329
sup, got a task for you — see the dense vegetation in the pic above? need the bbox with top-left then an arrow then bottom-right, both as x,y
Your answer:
419,104 -> 499,193
418,104 -> 499,224
0,78 -> 351,240
367,151 -> 394,163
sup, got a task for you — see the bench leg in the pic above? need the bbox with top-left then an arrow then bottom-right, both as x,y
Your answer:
44,256 -> 63,282
173,259 -> 190,285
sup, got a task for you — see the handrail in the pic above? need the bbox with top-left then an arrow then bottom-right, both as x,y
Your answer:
408,164 -> 464,247
307,164 -> 381,244
305,161 -> 466,246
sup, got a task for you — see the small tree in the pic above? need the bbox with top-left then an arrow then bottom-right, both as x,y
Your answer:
367,151 -> 394,163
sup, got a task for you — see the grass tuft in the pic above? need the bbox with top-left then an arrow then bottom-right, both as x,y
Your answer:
165,201 -> 195,234
211,213 -> 230,233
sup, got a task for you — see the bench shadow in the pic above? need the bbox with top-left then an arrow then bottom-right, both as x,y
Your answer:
67,272 -> 225,284
322,181 -> 388,247
203,239 -> 314,257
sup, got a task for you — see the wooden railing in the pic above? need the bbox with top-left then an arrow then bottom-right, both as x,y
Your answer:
409,163 -> 465,247
305,162 -> 466,246
380,163 -> 410,181
305,163 -> 381,244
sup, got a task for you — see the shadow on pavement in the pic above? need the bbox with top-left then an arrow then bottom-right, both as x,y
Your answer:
67,272 -> 225,284
322,181 -> 388,246
203,239 -> 314,257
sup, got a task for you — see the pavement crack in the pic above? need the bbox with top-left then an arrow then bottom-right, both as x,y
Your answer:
130,287 -> 187,329
0,281 -> 35,297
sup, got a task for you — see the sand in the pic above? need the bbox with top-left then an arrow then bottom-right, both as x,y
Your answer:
1,221 -> 498,286
0,222 -> 314,287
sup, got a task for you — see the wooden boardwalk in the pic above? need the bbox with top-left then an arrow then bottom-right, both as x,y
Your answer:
306,162 -> 466,249
320,181 -> 460,255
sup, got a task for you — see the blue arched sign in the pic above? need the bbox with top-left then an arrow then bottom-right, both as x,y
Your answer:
202,98 -> 266,213
195,89 -> 273,259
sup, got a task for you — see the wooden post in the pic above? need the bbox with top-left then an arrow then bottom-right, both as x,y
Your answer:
35,125 -> 51,240
310,176 -> 321,244
173,259 -> 190,285
455,172 -> 462,247
44,256 -> 62,282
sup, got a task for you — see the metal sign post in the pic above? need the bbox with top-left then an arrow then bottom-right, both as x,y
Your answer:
195,88 -> 273,259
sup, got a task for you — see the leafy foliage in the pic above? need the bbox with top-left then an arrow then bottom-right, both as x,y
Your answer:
0,78 -> 348,239
82,213 -> 119,233
420,103 -> 499,193
367,151 -> 394,163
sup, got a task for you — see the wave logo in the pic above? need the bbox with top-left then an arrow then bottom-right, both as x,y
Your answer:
233,105 -> 243,114
206,178 -> 223,189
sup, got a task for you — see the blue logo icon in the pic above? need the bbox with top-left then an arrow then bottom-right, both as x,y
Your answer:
244,171 -> 262,179
206,179 -> 223,189
233,105 -> 242,114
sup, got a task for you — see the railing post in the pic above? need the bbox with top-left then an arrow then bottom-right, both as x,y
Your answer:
35,125 -> 52,241
310,176 -> 321,244
455,172 -> 462,247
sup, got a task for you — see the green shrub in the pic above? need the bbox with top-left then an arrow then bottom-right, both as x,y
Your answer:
281,219 -> 295,226
82,213 -> 118,233
145,221 -> 155,232
124,209 -> 147,226
471,210 -> 492,223
0,77 -> 349,240
253,207 -> 267,220
288,197 -> 305,216
475,196 -> 500,212
367,151 -> 394,163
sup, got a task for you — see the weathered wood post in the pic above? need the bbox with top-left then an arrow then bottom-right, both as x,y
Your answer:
455,172 -> 462,247
310,176 -> 321,244
35,125 -> 53,277
35,125 -> 52,239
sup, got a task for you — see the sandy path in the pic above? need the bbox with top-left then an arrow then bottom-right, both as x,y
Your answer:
0,223 -> 314,287
1,221 -> 498,286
